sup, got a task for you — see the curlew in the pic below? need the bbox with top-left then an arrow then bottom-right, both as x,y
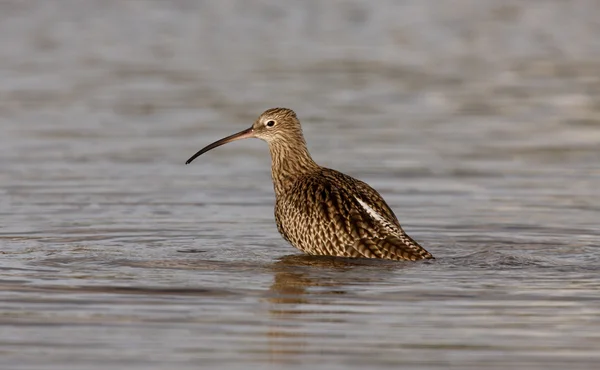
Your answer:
186,108 -> 433,261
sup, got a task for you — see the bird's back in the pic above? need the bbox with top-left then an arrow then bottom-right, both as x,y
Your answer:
274,168 -> 433,261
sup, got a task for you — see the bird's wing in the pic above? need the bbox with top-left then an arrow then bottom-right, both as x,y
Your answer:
321,169 -> 403,231
291,170 -> 433,261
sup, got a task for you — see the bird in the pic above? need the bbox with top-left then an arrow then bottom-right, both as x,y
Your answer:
185,108 -> 433,261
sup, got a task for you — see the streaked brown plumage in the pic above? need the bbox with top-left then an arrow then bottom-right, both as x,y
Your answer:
185,108 -> 433,261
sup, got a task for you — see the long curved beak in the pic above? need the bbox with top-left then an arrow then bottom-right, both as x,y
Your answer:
185,127 -> 255,164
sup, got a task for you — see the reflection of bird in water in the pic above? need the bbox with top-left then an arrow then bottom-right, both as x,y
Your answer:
186,108 -> 433,261
267,254 -> 404,306
264,254 -> 413,364
269,255 -> 355,305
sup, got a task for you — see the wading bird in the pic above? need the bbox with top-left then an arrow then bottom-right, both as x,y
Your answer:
186,108 -> 433,261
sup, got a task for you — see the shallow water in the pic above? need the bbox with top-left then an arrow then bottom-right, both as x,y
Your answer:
1,1 -> 600,369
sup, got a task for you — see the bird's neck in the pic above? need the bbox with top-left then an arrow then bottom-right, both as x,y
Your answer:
268,139 -> 319,195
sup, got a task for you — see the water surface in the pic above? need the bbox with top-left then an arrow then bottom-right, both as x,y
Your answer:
1,1 -> 599,369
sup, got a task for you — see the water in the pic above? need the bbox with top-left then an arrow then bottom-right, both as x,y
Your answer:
1,1 -> 599,369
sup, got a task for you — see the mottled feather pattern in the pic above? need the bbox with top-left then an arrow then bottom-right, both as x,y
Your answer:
274,168 -> 433,261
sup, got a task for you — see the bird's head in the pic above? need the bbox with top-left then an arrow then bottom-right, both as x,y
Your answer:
185,107 -> 305,164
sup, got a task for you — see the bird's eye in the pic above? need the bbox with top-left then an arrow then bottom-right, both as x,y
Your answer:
266,120 -> 275,127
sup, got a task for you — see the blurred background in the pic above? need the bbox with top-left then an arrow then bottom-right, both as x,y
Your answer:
0,1 -> 599,369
